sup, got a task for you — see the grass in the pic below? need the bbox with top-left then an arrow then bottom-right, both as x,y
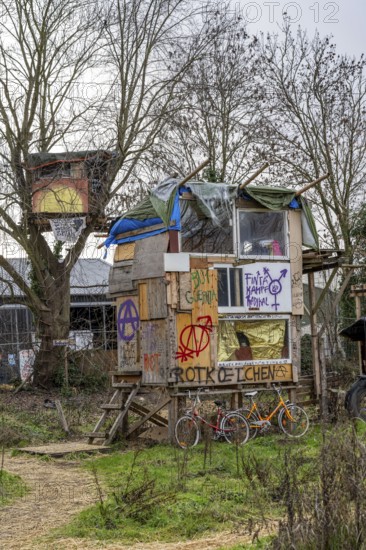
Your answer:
0,469 -> 28,506
48,426 -> 322,545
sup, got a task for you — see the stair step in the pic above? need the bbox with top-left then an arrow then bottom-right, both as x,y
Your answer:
109,370 -> 142,376
85,432 -> 109,438
100,404 -> 124,410
111,383 -> 136,389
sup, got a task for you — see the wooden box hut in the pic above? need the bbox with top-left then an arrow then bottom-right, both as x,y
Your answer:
106,176 -> 320,412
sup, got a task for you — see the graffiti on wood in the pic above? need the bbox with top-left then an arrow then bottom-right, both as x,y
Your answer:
175,315 -> 212,362
141,320 -> 168,383
170,363 -> 292,385
117,299 -> 140,341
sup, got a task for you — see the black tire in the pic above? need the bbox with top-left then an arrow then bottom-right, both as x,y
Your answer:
278,405 -> 309,438
240,408 -> 259,439
221,412 -> 250,445
345,376 -> 366,420
174,415 -> 200,448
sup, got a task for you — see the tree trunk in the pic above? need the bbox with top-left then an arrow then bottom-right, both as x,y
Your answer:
33,267 -> 71,387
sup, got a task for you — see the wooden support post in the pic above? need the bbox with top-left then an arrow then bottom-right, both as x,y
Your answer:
319,339 -> 328,421
355,295 -> 363,374
289,387 -> 297,405
55,400 -> 70,435
168,395 -> 180,443
308,272 -> 321,397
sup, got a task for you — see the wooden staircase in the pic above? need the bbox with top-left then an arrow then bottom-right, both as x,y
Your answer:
87,371 -> 170,446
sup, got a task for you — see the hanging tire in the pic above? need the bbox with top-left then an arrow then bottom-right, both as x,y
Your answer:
175,415 -> 200,448
221,412 -> 250,445
278,405 -> 309,438
345,376 -> 366,420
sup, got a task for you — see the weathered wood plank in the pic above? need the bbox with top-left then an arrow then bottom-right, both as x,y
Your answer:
132,233 -> 169,280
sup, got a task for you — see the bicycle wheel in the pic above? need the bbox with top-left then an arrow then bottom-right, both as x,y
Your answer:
175,415 -> 200,448
240,408 -> 259,439
221,412 -> 249,445
278,405 -> 309,438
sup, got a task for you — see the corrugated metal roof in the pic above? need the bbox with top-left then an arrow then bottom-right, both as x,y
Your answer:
0,258 -> 111,298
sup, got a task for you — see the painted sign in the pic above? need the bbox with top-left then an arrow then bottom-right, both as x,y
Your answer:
244,263 -> 292,313
19,350 -> 35,381
50,217 -> 86,243
170,363 -> 292,385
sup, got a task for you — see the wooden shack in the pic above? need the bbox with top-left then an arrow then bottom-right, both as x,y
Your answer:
102,174 -> 324,439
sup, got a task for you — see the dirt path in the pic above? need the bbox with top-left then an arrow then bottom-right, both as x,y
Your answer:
0,453 -> 97,550
0,453 -> 272,550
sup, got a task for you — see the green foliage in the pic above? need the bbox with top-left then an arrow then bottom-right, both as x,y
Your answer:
53,357 -> 109,393
52,430 -> 319,544
300,334 -> 313,375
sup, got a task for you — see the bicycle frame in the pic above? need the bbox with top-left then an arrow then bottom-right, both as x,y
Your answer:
245,386 -> 296,427
186,389 -> 243,436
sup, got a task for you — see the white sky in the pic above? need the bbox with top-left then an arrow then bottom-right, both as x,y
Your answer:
228,0 -> 364,57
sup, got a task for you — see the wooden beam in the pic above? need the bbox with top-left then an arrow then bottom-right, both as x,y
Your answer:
308,271 -> 321,397
311,266 -> 338,315
294,173 -> 329,197
238,162 -> 269,190
127,397 -> 171,437
178,158 -> 210,188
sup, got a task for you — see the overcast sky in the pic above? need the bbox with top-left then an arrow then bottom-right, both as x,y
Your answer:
227,0 -> 364,57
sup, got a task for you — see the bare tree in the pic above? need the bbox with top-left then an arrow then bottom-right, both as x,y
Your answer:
151,20 -> 262,182
0,0 -> 229,385
255,25 -> 366,261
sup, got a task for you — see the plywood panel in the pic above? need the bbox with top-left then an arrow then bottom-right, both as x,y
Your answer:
138,283 -> 149,321
116,296 -> 140,370
109,263 -> 136,294
191,268 -> 218,326
179,272 -> 193,311
147,278 -> 168,319
288,210 -> 304,315
114,242 -> 135,262
190,257 -> 208,270
141,320 -> 169,384
175,312 -> 211,373
132,233 -> 169,280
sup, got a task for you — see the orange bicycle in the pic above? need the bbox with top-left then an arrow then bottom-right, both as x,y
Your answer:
239,384 -> 309,438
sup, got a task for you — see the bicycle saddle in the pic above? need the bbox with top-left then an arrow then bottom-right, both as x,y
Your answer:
214,399 -> 226,407
244,391 -> 258,397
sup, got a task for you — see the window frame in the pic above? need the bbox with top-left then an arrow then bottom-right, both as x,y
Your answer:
217,313 -> 292,367
236,208 -> 290,261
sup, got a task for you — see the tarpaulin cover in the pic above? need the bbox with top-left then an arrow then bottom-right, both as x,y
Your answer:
105,178 -> 319,250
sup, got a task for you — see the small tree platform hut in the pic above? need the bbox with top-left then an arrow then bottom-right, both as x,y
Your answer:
96,170 -> 346,441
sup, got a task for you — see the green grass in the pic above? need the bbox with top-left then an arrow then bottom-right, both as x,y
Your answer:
49,427 -> 322,545
0,469 -> 28,506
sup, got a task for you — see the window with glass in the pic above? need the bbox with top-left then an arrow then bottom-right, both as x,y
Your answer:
217,267 -> 243,308
238,210 -> 288,258
180,199 -> 233,255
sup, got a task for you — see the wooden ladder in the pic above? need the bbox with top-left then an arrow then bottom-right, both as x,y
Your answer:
87,372 -> 142,446
87,371 -> 171,445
